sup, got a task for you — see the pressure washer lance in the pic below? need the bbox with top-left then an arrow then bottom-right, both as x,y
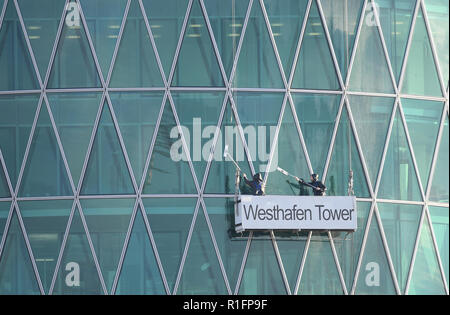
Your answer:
224,145 -> 242,172
277,167 -> 321,191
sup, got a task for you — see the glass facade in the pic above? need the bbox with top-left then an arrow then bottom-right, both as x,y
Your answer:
0,0 -> 448,295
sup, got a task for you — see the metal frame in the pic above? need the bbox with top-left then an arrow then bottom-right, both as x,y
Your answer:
0,0 -> 448,295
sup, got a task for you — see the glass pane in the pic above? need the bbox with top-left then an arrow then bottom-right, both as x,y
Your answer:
374,0 -> 417,82
203,198 -> 249,292
378,108 -> 422,201
348,4 -> 395,94
0,202 -> 10,243
408,216 -> 446,294
402,8 -> 442,97
263,0 -> 308,75
52,207 -> 103,295
292,93 -> 341,175
0,162 -> 9,197
355,214 -> 396,295
265,104 -> 310,196
172,0 -> 224,87
0,94 -> 39,189
0,0 -> 39,91
401,98 -> 443,188
81,198 -> 134,293
115,207 -> 165,295
428,206 -> 449,285
321,0 -> 365,79
429,116 -> 449,203
110,92 -> 164,184
142,101 -> 197,194
377,202 -> 422,293
142,197 -> 197,292
47,0 -> 102,89
141,0 -> 189,78
109,0 -> 164,88
233,0 -> 284,89
79,0 -> 127,77
177,208 -> 228,295
81,101 -> 135,195
19,199 -> 73,293
17,0 -> 66,79
171,91 -> 225,184
348,95 -> 395,185
326,107 -> 370,198
298,235 -> 344,295
48,92 -> 102,187
0,212 -> 40,295
203,0 -> 249,77
238,233 -> 286,295
18,104 -> 73,197
291,0 -> 340,90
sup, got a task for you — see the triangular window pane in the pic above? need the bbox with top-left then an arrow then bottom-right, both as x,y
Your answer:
81,101 -> 135,195
292,0 -> 340,90
233,0 -> 284,88
47,0 -> 102,89
18,104 -> 73,197
115,206 -> 165,295
0,0 -> 39,91
0,161 -> 9,197
141,100 -> 197,194
402,8 -> 442,97
109,0 -> 164,88
428,206 -> 449,285
378,108 -> 422,201
429,116 -> 449,203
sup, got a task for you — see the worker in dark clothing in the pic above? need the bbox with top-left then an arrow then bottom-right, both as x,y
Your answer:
294,173 -> 327,196
240,173 -> 265,196
289,179 -> 310,196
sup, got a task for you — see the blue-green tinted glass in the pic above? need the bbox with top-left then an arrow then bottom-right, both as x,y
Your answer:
0,202 -> 10,243
141,0 -> 189,79
203,0 -> 249,77
79,0 -> 127,77
52,208 -> 103,295
109,0 -> 164,88
428,206 -> 449,285
142,101 -> 197,194
47,0 -> 102,89
115,207 -> 165,295
425,0 -> 449,87
292,0 -> 340,90
377,202 -> 422,293
110,92 -> 164,184
0,94 -> 39,189
81,198 -> 134,293
321,0 -> 364,79
178,208 -> 228,295
48,92 -> 102,187
348,5 -> 394,94
81,102 -> 135,195
374,0 -> 416,82
355,214 -> 396,295
19,199 -> 73,293
429,116 -> 449,203
234,92 -> 284,174
18,104 -> 73,197
298,234 -> 344,295
402,8 -> 442,97
408,216 -> 446,295
292,93 -> 340,175
142,197 -> 197,292
172,0 -> 224,87
326,107 -> 370,198
401,98 -> 443,188
378,108 -> 422,201
263,0 -> 308,75
0,0 -> 39,91
0,212 -> 40,295
172,91 -> 225,184
233,0 -> 284,88
348,95 -> 395,185
0,162 -> 9,197
17,0 -> 66,79
203,198 -> 249,292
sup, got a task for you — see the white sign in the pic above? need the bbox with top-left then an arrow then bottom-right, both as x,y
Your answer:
235,195 -> 357,232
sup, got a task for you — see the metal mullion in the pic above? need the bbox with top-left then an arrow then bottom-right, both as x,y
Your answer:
270,230 -> 292,295
427,201 -> 449,208
289,88 -> 343,95
203,194 -> 237,198
0,149 -> 14,197
107,87 -> 166,92
78,194 -> 138,200
0,90 -> 41,95
231,88 -> 286,93
0,198 -> 12,202
0,0 -> 7,30
140,194 -> 198,199
17,196 -> 75,201
399,93 -> 446,102
0,202 -> 14,262
376,199 -> 424,206
233,230 -> 253,295
327,231 -> 348,295
45,88 -> 105,94
170,86 -> 227,92
293,230 -> 312,295
346,90 -> 397,98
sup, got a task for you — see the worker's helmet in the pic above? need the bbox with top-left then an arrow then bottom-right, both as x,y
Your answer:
311,173 -> 319,181
253,173 -> 263,182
